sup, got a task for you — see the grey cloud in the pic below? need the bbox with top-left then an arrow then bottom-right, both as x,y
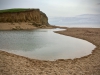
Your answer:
0,0 -> 100,17
97,3 -> 100,5
0,0 -> 15,9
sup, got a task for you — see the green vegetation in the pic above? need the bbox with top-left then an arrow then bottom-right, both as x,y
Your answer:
0,8 -> 31,13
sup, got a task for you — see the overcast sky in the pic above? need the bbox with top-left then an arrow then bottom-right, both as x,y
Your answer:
0,0 -> 100,17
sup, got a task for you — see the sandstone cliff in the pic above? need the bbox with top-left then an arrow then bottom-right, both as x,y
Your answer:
0,9 -> 49,27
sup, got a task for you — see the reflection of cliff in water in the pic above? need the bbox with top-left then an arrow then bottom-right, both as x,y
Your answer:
0,29 -> 95,61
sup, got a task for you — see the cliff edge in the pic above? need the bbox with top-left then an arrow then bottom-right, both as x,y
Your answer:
0,8 -> 51,30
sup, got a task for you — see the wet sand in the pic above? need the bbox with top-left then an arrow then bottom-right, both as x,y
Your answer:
0,28 -> 100,75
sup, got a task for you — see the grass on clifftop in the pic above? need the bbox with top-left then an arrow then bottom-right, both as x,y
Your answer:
0,8 -> 31,13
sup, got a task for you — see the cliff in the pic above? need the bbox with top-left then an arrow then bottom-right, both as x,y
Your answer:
0,9 -> 49,27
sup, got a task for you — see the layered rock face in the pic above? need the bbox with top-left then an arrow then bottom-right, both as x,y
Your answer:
0,9 -> 49,26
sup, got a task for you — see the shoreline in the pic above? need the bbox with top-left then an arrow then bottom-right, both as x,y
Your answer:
0,27 -> 100,75
0,23 -> 54,31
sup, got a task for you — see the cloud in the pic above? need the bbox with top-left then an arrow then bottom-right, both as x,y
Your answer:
0,0 -> 100,17
97,3 -> 100,5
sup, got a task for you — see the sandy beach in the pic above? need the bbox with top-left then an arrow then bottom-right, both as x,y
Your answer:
0,27 -> 100,75
0,23 -> 37,30
0,23 -> 53,30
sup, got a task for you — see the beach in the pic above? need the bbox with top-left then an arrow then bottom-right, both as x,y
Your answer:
0,23 -> 54,30
0,27 -> 100,75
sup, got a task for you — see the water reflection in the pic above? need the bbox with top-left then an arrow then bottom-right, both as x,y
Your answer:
0,28 -> 95,61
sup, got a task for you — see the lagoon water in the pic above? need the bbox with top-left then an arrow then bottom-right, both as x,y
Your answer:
0,29 -> 95,61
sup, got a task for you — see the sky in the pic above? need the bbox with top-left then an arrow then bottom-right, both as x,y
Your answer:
0,0 -> 100,17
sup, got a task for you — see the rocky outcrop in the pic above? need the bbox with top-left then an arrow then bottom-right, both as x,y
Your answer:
0,9 -> 49,27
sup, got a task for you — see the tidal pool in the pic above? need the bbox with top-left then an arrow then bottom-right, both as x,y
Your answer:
0,28 -> 95,61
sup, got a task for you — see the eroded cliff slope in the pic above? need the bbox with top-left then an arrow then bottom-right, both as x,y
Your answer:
0,9 -> 49,27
